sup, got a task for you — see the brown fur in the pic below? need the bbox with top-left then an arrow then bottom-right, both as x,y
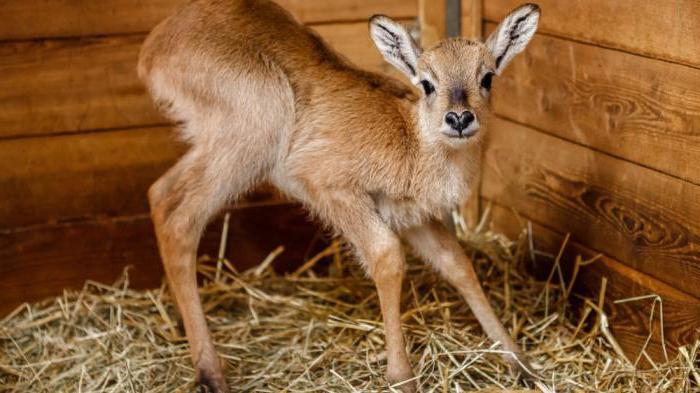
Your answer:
138,1 -> 540,391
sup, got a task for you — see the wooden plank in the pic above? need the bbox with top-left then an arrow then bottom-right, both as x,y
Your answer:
311,22 -> 403,77
0,127 -> 184,228
486,24 -> 700,185
0,22 -> 400,139
0,126 -> 286,229
0,0 -> 418,40
481,117 -> 700,299
0,36 -> 165,138
276,0 -> 417,24
487,200 -> 700,364
460,0 -> 482,39
483,0 -> 700,68
0,204 -> 324,317
419,0 -> 446,48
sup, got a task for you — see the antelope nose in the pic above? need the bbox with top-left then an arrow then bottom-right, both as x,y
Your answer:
445,111 -> 475,131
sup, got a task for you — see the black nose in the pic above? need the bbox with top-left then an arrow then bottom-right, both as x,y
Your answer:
445,111 -> 475,131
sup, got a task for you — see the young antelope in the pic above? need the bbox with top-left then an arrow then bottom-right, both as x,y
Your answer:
138,1 -> 540,391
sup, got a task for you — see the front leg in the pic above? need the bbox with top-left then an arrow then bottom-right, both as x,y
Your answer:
307,190 -> 416,392
402,219 -> 534,376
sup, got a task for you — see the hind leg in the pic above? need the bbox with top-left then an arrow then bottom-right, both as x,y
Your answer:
149,146 -> 264,392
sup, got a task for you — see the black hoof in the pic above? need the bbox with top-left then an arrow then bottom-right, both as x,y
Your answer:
196,371 -> 227,393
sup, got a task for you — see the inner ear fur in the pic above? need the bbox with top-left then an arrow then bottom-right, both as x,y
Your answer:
485,3 -> 540,74
369,15 -> 422,83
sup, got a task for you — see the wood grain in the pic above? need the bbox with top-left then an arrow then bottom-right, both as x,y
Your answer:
0,204 -> 323,317
0,127 -> 184,228
0,35 -> 165,138
488,200 -> 700,364
0,0 -> 418,40
0,126 -> 287,229
486,24 -> 700,185
481,117 -> 700,299
419,0 -> 446,48
483,0 -> 700,68
460,0 -> 482,39
0,21 -> 400,139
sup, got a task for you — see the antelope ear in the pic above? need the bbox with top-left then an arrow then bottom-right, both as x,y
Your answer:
485,3 -> 540,74
369,15 -> 422,83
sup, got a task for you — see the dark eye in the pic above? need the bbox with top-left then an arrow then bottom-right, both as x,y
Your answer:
419,80 -> 435,95
480,72 -> 494,91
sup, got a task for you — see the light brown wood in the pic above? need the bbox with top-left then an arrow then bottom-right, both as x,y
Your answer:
276,0 -> 418,24
0,21 -> 404,139
0,204 -> 323,317
485,23 -> 700,185
483,0 -> 700,68
0,36 -> 165,139
0,127 -> 185,228
312,22 -> 405,77
481,117 -> 700,299
0,0 -> 418,40
0,126 -> 285,229
488,200 -> 700,364
419,0 -> 446,48
460,0 -> 482,39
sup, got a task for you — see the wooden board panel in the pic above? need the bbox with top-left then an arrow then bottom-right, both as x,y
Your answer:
0,35 -> 165,138
0,204 -> 323,317
0,0 -> 418,40
0,22 -> 400,139
0,126 -> 286,229
0,127 -> 184,228
420,0 -> 446,47
486,24 -> 700,185
483,0 -> 700,68
311,22 -> 402,77
461,0 -> 482,39
481,117 -> 700,299
488,201 -> 700,363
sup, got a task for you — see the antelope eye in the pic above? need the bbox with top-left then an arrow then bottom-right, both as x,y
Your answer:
480,72 -> 494,91
419,80 -> 435,95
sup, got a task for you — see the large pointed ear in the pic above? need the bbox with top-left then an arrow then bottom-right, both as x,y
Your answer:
369,15 -> 422,84
485,3 -> 540,74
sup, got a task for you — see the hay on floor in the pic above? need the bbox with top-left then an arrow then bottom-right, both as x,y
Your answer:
1,211 -> 698,392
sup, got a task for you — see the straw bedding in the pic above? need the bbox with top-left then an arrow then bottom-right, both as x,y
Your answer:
1,213 -> 698,392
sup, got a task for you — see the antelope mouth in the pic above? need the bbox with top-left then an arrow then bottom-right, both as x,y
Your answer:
441,127 -> 480,139
440,118 -> 480,140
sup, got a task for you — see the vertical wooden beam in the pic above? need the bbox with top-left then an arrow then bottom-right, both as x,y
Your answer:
461,0 -> 482,39
445,0 -> 462,38
419,0 -> 446,47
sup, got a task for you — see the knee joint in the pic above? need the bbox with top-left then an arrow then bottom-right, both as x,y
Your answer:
367,239 -> 404,281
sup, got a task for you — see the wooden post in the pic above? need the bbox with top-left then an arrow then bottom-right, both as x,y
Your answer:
419,0 -> 446,48
461,0 -> 482,39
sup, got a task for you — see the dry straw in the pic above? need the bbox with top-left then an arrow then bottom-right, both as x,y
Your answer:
1,210 -> 698,392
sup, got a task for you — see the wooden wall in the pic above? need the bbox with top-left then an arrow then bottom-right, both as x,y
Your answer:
0,0 -> 419,316
467,1 -> 700,362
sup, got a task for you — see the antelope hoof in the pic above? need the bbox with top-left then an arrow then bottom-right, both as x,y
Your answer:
507,353 -> 541,382
388,367 -> 417,393
395,381 -> 418,393
196,370 -> 228,393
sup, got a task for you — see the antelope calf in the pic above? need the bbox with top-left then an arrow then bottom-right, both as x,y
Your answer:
138,1 -> 540,391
